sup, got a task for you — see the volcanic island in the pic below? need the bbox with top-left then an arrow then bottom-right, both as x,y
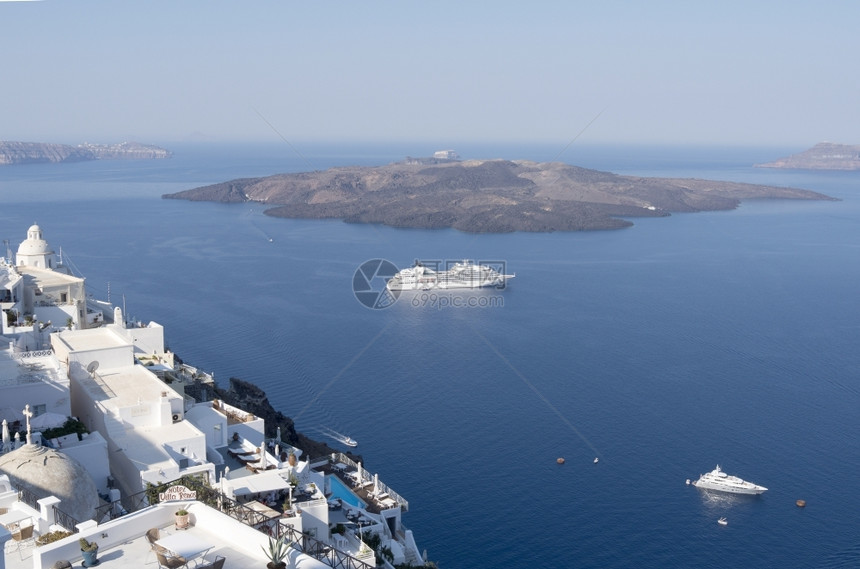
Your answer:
164,156 -> 835,233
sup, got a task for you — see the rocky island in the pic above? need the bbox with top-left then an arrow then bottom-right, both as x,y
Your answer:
756,142 -> 860,170
164,157 -> 834,233
0,140 -> 172,165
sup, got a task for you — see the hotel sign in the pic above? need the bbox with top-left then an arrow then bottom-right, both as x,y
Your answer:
159,485 -> 197,501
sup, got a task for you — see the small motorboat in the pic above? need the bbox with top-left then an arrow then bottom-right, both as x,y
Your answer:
321,426 -> 358,447
718,517 -> 728,526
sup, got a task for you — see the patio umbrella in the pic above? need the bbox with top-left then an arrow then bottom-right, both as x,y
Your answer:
274,444 -> 280,464
0,407 -> 23,425
373,473 -> 379,495
259,447 -> 267,470
357,462 -> 363,485
1,419 -> 9,453
13,432 -> 20,449
29,412 -> 67,430
276,426 -> 281,442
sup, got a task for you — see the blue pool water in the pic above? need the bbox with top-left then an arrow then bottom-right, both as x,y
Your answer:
329,475 -> 367,509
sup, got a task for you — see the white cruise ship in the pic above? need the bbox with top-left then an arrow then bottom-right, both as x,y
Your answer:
386,260 -> 514,291
692,465 -> 768,495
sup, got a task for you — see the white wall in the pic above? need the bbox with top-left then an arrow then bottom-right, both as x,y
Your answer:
227,416 -> 264,448
185,404 -> 229,450
56,431 -> 111,496
1,379 -> 71,423
115,322 -> 166,356
30,304 -> 77,330
298,499 -> 329,542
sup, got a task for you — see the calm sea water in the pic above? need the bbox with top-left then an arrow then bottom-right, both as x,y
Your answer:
1,143 -> 858,568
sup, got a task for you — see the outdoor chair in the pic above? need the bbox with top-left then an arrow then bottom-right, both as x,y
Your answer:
155,550 -> 186,569
144,528 -> 162,565
197,554 -> 226,569
146,527 -> 160,544
11,524 -> 35,559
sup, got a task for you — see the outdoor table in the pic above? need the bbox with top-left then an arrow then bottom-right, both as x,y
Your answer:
0,510 -> 31,529
156,532 -> 214,564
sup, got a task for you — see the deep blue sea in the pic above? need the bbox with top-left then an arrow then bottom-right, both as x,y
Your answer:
1,143 -> 858,568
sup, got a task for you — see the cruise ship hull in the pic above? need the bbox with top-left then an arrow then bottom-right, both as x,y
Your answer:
386,261 -> 514,291
692,465 -> 767,495
692,480 -> 767,495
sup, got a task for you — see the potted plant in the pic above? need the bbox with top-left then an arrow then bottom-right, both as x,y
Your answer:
175,508 -> 190,530
261,535 -> 290,569
79,537 -> 99,567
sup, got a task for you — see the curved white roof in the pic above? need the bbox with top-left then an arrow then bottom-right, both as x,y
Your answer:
0,443 -> 100,522
17,223 -> 54,256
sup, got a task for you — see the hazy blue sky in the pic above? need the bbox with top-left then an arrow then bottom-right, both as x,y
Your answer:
2,0 -> 858,146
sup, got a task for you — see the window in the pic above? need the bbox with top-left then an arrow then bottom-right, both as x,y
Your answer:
33,404 -> 47,417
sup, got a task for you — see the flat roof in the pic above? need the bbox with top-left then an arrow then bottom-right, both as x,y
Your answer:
18,265 -> 84,288
111,420 -> 205,474
81,364 -> 171,409
0,348 -> 66,388
54,326 -> 129,353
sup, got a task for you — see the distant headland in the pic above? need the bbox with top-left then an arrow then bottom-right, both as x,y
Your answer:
163,155 -> 835,233
755,142 -> 860,171
0,140 -> 172,165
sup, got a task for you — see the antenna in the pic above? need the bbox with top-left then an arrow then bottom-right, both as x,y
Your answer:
87,360 -> 100,375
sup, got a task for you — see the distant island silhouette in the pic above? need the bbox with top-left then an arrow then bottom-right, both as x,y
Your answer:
0,140 -> 172,165
756,142 -> 860,170
164,157 -> 835,233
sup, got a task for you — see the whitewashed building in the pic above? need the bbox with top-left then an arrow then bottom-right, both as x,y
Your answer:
2,225 -> 104,338
51,316 -> 213,500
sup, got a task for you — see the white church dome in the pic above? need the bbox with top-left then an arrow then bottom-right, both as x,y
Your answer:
17,224 -> 53,256
0,443 -> 101,523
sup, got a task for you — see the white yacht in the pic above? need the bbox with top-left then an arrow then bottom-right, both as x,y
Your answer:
386,260 -> 514,291
692,465 -> 767,495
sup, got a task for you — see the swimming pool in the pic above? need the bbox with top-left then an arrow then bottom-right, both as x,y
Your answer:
329,475 -> 367,509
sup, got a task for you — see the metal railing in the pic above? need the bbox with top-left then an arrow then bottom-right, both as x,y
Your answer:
17,485 -> 40,510
11,349 -> 54,360
52,505 -> 81,533
274,525 -> 373,569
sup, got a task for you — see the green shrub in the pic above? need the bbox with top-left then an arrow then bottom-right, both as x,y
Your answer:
36,530 -> 73,546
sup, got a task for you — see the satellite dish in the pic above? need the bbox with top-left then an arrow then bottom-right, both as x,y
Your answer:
86,361 -> 100,374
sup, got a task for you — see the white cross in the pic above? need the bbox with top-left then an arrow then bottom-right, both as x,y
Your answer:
22,404 -> 32,445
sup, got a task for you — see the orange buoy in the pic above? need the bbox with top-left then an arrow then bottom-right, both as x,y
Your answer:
796,499 -> 806,508
557,457 -> 565,464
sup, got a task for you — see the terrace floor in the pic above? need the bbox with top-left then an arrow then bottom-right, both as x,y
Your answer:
4,522 -> 263,569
